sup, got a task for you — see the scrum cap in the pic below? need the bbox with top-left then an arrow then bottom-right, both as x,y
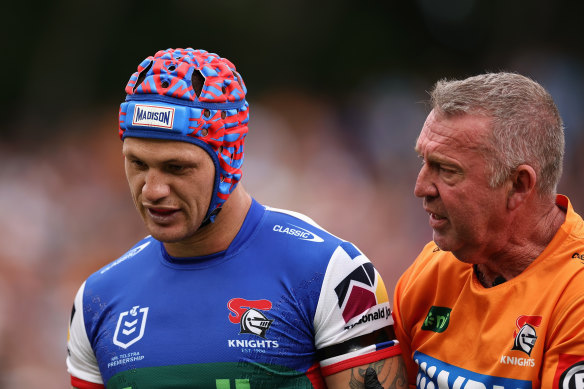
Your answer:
118,48 -> 249,223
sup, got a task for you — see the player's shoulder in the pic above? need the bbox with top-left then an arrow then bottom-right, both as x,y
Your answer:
263,205 -> 342,245
87,235 -> 159,282
260,205 -> 370,267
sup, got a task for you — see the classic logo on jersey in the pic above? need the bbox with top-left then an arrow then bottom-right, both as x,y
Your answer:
554,354 -> 584,389
272,223 -> 324,242
572,252 -> 584,264
414,351 -> 532,389
132,104 -> 175,129
227,298 -> 279,349
335,262 -> 389,324
511,315 -> 542,356
421,306 -> 452,333
113,305 -> 149,349
101,241 -> 151,274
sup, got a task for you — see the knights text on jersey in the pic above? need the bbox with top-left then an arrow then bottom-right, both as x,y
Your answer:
393,195 -> 584,389
67,199 -> 400,388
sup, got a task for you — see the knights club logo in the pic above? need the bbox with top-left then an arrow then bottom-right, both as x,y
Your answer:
113,305 -> 149,349
227,298 -> 274,338
511,315 -> 542,356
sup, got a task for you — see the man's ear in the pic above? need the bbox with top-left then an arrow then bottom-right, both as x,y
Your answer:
507,164 -> 537,210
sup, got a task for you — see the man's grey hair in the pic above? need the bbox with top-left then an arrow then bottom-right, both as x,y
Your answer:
429,72 -> 565,197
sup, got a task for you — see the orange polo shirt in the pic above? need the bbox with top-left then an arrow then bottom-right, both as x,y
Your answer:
393,195 -> 584,388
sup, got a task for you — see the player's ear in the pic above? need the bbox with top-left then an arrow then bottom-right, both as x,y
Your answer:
507,164 -> 536,210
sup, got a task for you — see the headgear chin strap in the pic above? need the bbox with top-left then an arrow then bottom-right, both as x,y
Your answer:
118,48 -> 249,224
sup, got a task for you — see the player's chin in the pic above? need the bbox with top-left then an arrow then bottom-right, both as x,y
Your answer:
145,223 -> 189,243
154,234 -> 194,246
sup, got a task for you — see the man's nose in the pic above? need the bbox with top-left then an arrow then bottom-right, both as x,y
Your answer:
142,170 -> 170,202
414,164 -> 438,199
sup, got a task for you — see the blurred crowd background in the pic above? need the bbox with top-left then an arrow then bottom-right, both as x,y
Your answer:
1,1 -> 583,387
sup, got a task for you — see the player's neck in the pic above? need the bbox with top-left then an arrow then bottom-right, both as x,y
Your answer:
164,185 -> 252,258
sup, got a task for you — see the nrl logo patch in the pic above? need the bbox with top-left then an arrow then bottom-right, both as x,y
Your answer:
132,104 -> 175,129
113,305 -> 149,349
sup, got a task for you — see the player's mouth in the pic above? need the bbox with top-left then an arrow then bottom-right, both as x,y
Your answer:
146,207 -> 180,223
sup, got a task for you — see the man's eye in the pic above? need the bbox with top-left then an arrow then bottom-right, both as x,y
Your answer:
440,166 -> 458,176
167,165 -> 185,173
132,160 -> 147,169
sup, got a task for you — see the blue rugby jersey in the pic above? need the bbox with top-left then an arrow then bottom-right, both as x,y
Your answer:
67,199 -> 400,388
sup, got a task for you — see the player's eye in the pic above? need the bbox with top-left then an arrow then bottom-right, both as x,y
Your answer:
166,164 -> 185,173
131,159 -> 147,170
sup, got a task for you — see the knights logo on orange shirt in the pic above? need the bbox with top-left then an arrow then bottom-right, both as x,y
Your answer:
511,315 -> 542,356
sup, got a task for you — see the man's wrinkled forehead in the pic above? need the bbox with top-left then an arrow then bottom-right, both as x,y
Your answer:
415,109 -> 491,155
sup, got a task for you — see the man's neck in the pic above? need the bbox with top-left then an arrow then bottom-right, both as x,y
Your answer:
164,185 -> 252,258
474,200 -> 566,287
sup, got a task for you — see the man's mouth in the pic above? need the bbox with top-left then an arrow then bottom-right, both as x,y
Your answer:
426,210 -> 448,229
146,207 -> 180,222
149,208 -> 177,216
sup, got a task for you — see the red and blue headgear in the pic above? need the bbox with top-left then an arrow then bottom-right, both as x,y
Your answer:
119,48 -> 249,223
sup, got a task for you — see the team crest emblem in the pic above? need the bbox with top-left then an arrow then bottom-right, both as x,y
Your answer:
113,305 -> 149,349
511,315 -> 541,356
240,309 -> 273,338
227,298 -> 274,338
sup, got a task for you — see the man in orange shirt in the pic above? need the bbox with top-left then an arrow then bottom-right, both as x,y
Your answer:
386,72 -> 584,388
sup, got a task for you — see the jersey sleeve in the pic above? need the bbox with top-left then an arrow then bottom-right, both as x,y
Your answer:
67,281 -> 105,388
544,289 -> 584,388
313,242 -> 401,376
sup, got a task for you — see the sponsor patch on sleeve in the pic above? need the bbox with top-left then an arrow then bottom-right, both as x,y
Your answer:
553,353 -> 584,389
